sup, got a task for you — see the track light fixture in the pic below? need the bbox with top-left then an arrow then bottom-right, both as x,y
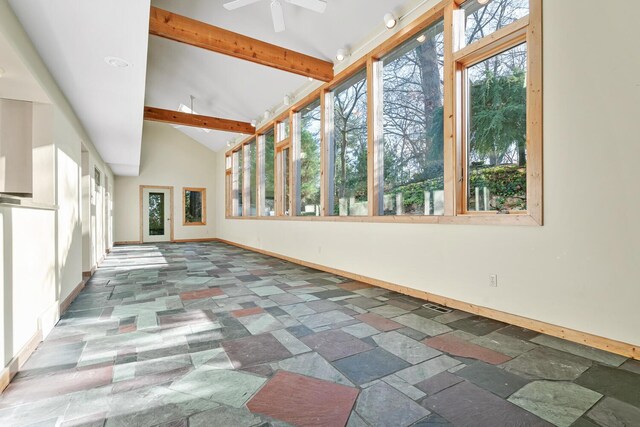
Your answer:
384,13 -> 397,29
284,93 -> 292,106
251,120 -> 257,127
477,0 -> 490,4
336,48 -> 348,62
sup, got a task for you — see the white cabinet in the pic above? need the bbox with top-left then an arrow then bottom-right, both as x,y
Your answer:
0,98 -> 33,196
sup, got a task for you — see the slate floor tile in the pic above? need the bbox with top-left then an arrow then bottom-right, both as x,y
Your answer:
575,364 -> 640,407
272,352 -> 354,386
2,242 -> 634,427
373,331 -> 441,364
355,313 -> 403,332
222,334 -> 291,368
424,333 -> 511,365
531,334 -> 627,366
470,331 -> 537,358
503,346 -> 592,380
394,314 -> 452,337
455,362 -> 529,398
355,381 -> 430,427
414,371 -> 463,396
586,397 -> 640,426
447,316 -> 508,336
333,348 -> 411,385
301,330 -> 372,362
169,367 -> 266,408
508,381 -> 602,427
395,355 -> 462,385
495,325 -> 540,341
423,381 -> 552,427
247,371 -> 358,427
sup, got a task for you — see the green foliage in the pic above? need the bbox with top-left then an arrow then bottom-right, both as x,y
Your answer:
470,67 -> 526,166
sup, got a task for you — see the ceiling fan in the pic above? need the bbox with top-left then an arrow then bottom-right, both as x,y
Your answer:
223,0 -> 327,33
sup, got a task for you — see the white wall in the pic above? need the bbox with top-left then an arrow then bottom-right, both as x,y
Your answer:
114,121 -> 217,243
214,0 -> 640,346
0,1 -> 114,369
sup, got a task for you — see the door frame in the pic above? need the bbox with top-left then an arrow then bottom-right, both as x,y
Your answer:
139,185 -> 174,243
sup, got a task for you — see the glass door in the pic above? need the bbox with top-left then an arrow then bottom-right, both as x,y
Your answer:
142,187 -> 172,242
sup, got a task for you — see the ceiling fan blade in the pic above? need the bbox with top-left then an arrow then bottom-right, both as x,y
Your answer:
223,0 -> 262,11
271,0 -> 286,32
285,0 -> 327,13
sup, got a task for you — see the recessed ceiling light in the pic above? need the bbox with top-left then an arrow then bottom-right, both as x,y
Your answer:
104,56 -> 130,68
384,13 -> 397,29
336,48 -> 348,62
416,34 -> 427,43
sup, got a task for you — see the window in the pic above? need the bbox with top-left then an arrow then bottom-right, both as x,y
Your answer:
296,99 -> 321,216
276,145 -> 291,216
278,117 -> 291,141
223,0 -> 541,225
465,43 -> 527,212
329,70 -> 368,216
225,155 -> 232,217
246,139 -> 257,216
184,188 -> 206,225
461,0 -> 529,47
381,20 -> 445,216
263,129 -> 276,215
232,149 -> 243,216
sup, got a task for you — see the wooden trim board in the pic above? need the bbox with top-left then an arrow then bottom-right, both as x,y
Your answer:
216,238 -> 638,360
0,330 -> 43,394
60,280 -> 85,314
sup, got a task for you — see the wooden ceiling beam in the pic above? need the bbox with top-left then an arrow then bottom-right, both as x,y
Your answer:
144,106 -> 255,134
149,7 -> 334,82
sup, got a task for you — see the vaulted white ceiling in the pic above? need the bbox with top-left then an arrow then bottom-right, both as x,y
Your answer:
8,0 -> 150,176
7,0 -> 424,175
147,0 -> 420,151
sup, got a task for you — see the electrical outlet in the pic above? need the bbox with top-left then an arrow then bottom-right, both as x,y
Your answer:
489,274 -> 498,287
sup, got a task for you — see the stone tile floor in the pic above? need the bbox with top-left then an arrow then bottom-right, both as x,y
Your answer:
1,242 -> 639,427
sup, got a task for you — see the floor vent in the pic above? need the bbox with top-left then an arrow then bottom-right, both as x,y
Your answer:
422,302 -> 452,313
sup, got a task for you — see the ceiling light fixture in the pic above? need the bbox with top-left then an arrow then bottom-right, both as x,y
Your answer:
284,94 -> 292,106
336,48 -> 348,62
104,56 -> 130,68
416,34 -> 427,43
308,77 -> 314,82
227,141 -> 232,147
477,0 -> 490,4
384,13 -> 397,29
251,120 -> 257,127
264,110 -> 271,120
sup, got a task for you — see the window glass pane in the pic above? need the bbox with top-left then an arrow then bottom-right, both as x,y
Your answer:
282,147 -> 290,215
467,43 -> 527,212
462,0 -> 529,46
225,155 -> 232,170
331,70 -> 368,216
149,192 -> 164,235
278,117 -> 290,141
233,150 -> 243,216
247,140 -> 257,216
185,190 -> 203,223
299,99 -> 321,216
264,129 -> 275,215
382,20 -> 445,216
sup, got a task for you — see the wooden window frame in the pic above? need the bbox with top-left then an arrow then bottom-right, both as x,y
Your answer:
183,187 -> 207,226
293,96 -> 322,217
226,0 -> 542,226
